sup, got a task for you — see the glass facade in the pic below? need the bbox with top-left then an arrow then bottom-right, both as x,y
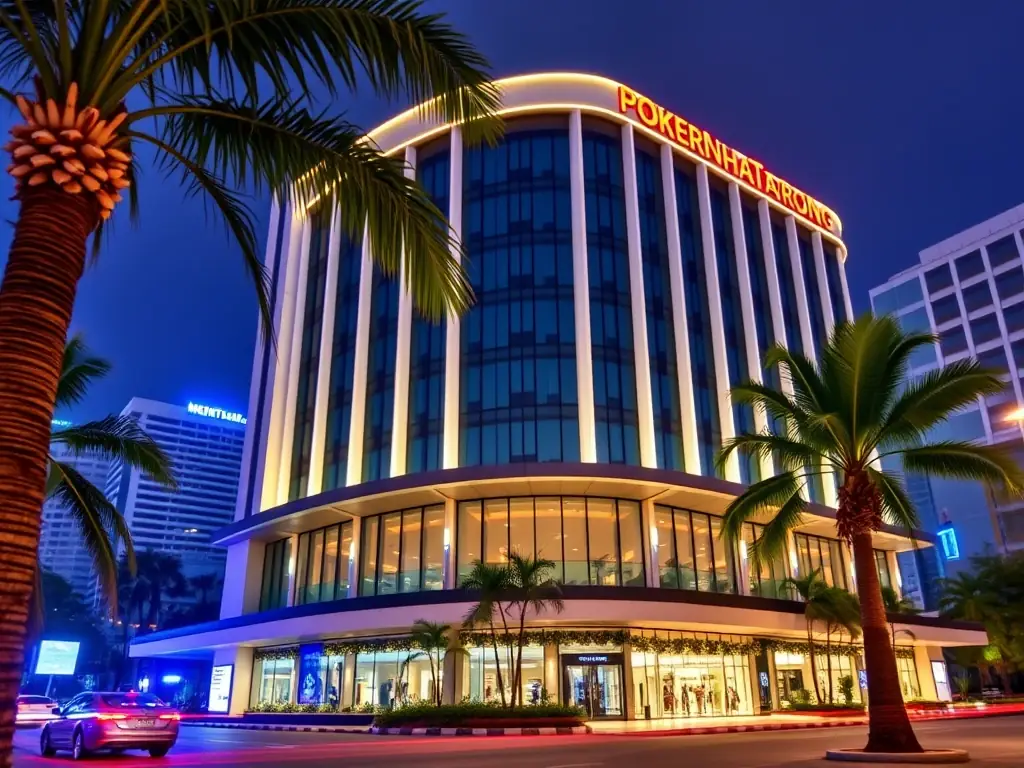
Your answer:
295,521 -> 353,605
460,127 -> 579,466
359,505 -> 445,596
654,505 -> 737,593
362,267 -> 400,482
353,649 -> 438,708
249,657 -> 295,708
797,234 -> 827,357
794,532 -> 849,589
771,217 -> 804,355
636,146 -> 683,470
259,537 -> 292,611
675,162 -> 720,475
741,202 -> 777,387
632,648 -> 753,718
822,241 -> 849,323
584,128 -> 640,465
741,522 -> 791,599
456,496 -> 644,586
289,207 -> 332,500
321,234 -> 363,491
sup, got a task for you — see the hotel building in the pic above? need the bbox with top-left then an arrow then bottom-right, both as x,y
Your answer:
132,74 -> 982,719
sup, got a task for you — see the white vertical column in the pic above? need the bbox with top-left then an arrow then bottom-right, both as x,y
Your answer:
260,203 -> 303,510
812,232 -> 836,335
620,124 -> 657,468
695,164 -> 739,482
785,216 -> 815,357
442,497 -> 457,589
274,214 -> 312,506
237,197 -> 282,520
729,183 -> 772,481
570,110 -> 597,463
346,516 -> 362,599
660,145 -> 701,476
837,246 -> 855,322
345,225 -> 374,487
442,127 -> 463,470
306,202 -> 342,497
390,146 -> 417,478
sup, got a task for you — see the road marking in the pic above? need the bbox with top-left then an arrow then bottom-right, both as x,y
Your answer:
545,764 -> 604,768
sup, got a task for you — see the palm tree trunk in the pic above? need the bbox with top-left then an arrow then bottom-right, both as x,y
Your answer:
807,620 -> 822,704
513,605 -> 528,710
496,603 -> 513,709
826,628 -> 833,705
851,531 -> 922,753
0,188 -> 96,766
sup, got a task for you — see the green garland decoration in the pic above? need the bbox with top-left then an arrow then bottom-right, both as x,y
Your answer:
253,647 -> 297,662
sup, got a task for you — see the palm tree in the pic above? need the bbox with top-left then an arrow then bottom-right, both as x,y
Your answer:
783,570 -> 829,704
43,336 -> 175,615
189,573 -> 222,607
461,561 -> 513,707
719,315 -> 1024,753
506,552 -> 562,708
0,1 -> 499,753
817,587 -> 861,704
408,619 -> 463,706
881,585 -> 919,649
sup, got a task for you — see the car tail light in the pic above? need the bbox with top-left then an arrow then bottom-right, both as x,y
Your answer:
95,714 -> 127,721
159,713 -> 180,721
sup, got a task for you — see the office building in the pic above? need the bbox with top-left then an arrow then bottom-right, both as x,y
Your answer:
870,203 -> 1024,574
132,73 -> 979,719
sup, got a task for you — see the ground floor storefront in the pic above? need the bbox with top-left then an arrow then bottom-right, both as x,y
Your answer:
243,627 -> 937,721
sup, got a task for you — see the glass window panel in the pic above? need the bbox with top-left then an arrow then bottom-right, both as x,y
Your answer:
818,538 -> 835,586
692,513 -> 713,592
294,533 -> 309,606
535,497 -> 563,581
422,505 -> 444,591
955,250 -> 985,281
1012,339 -> 1024,373
996,267 -> 1024,302
969,312 -> 1002,345
796,534 -> 812,579
483,498 -> 509,564
872,278 -> 924,316
321,526 -> 339,603
939,326 -> 968,357
400,509 -> 422,593
961,281 -> 993,313
562,497 -> 588,584
1003,301 -> 1024,334
360,516 -> 379,596
353,654 -> 376,708
338,521 -> 352,597
260,542 -> 275,610
278,539 -> 292,609
924,263 -> 953,294
977,346 -> 1009,376
930,293 -> 961,325
709,516 -> 734,594
509,498 -> 535,560
457,501 -> 482,583
307,530 -> 325,604
987,235 -> 1020,268
875,551 -> 892,590
587,498 -> 620,586
830,541 -> 848,590
654,505 -> 676,588
674,510 -> 696,590
617,500 -> 644,586
378,512 -> 402,595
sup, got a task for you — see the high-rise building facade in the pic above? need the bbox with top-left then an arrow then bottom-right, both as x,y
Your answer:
870,203 -> 1024,573
39,434 -> 112,598
105,398 -> 246,593
133,74 -> 980,718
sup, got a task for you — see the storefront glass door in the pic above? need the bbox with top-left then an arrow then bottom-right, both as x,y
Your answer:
564,664 -> 623,719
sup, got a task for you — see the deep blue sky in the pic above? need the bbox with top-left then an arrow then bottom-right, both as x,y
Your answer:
2,0 -> 1023,421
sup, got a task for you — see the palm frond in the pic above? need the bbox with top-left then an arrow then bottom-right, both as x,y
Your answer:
898,441 -> 1024,495
866,467 -> 919,531
720,470 -> 803,544
55,335 -> 111,410
53,415 -> 177,488
718,432 -> 820,474
751,490 -> 806,571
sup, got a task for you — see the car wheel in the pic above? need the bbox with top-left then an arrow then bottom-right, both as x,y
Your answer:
72,729 -> 88,760
39,727 -> 55,757
149,747 -> 169,758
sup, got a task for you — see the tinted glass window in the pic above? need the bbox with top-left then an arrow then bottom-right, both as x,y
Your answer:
977,347 -> 1009,375
970,313 -> 1002,345
1011,339 -> 1024,373
929,409 -> 985,442
995,266 -> 1024,303
961,281 -> 993,313
1003,302 -> 1024,334
930,293 -> 962,325
872,278 -> 923,316
924,263 -> 953,294
955,250 -> 985,281
939,326 -> 968,357
988,235 -> 1020,268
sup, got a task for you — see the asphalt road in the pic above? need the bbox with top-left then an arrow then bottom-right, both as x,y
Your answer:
12,716 -> 1024,767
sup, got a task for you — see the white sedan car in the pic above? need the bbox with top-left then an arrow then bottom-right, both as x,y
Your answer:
16,695 -> 58,726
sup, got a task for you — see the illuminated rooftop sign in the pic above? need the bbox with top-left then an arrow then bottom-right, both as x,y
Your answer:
617,86 -> 840,236
187,402 -> 247,425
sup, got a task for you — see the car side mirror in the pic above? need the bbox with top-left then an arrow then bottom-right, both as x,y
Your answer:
51,707 -> 61,716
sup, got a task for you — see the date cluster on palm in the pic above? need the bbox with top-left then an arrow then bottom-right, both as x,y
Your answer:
5,83 -> 130,220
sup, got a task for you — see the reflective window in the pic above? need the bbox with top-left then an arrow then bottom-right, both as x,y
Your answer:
584,129 -> 640,464
874,550 -> 892,591
929,408 -> 985,442
676,163 -> 720,475
250,657 -> 295,708
771,218 -> 804,355
353,649 -> 438,708
741,202 -> 778,389
976,346 -> 1009,376
939,326 -> 968,357
1011,339 -> 1024,373
289,207 -> 332,500
1003,301 -> 1024,334
636,146 -> 683,470
362,267 -> 400,482
895,308 -> 938,369
822,240 -> 850,323
794,532 -> 849,589
988,235 -> 1020,268
930,293 -> 962,325
456,496 -> 645,587
296,521 -> 353,605
407,148 -> 450,474
961,281 -> 993,313
872,278 -> 923,316
461,128 -> 579,466
954,250 -> 985,281
359,505 -> 444,596
321,234 -> 364,491
986,387 -> 1018,431
996,266 -> 1024,303
741,523 -> 791,599
710,185 -> 757,484
655,505 -> 736,594
797,233 -> 827,358
969,313 -> 1002,346
924,263 -> 954,294
259,538 -> 292,611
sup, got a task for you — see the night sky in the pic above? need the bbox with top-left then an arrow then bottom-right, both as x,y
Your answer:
2,0 -> 1022,422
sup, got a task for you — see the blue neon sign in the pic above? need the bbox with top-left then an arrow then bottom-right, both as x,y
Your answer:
937,526 -> 960,561
51,419 -> 71,428
187,402 -> 247,425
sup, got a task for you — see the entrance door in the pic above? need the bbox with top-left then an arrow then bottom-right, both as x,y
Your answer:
564,664 -> 623,719
776,669 -> 805,703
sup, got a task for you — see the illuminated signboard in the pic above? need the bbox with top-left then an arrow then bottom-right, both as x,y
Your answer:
616,86 -> 840,235
35,640 -> 80,676
208,665 -> 233,714
187,402 -> 247,425
937,526 -> 960,561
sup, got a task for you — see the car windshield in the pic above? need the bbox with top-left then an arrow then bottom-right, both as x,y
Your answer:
17,696 -> 50,704
99,693 -> 167,709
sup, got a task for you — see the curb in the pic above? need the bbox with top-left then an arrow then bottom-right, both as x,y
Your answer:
182,722 -> 369,733
598,719 -> 865,738
369,725 -> 591,736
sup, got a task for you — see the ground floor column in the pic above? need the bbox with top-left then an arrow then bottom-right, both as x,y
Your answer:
543,642 -> 559,703
622,640 -> 636,720
747,654 -> 761,715
441,628 -> 464,705
211,646 -> 254,716
341,653 -> 356,709
914,646 -> 946,701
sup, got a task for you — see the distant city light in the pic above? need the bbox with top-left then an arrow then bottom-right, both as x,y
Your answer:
186,401 -> 246,424
51,419 -> 71,428
184,528 -> 198,534
161,674 -> 182,685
